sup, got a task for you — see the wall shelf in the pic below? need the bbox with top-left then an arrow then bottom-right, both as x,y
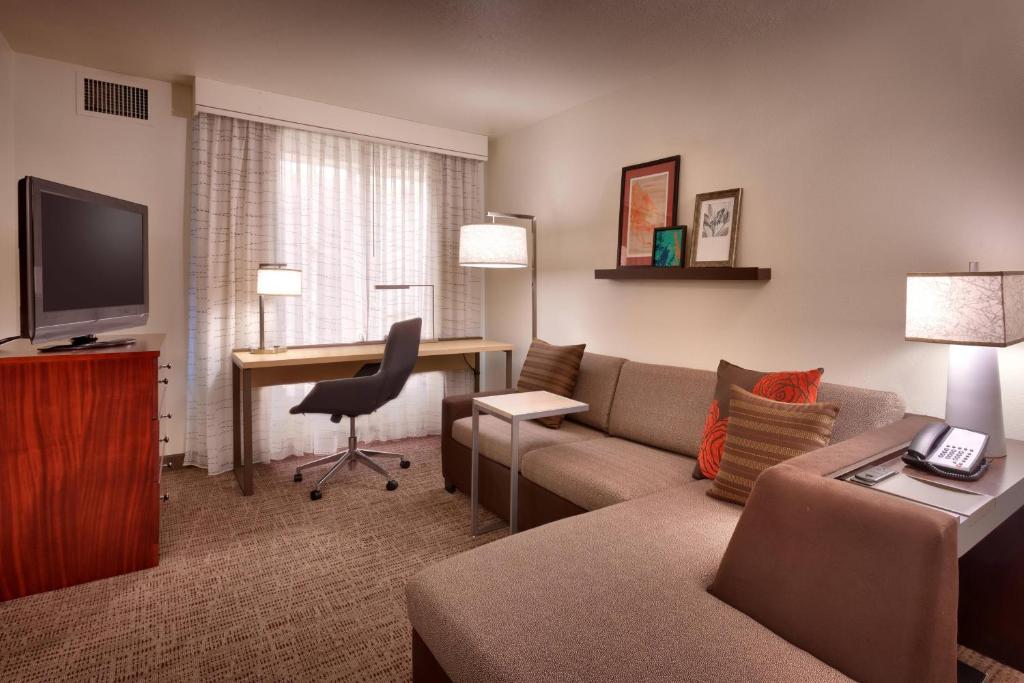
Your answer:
593,266 -> 771,281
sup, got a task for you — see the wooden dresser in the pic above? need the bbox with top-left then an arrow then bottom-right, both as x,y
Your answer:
0,334 -> 164,601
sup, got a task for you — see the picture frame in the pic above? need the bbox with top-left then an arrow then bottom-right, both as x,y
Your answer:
651,226 -> 686,267
616,156 -> 680,267
688,188 -> 742,267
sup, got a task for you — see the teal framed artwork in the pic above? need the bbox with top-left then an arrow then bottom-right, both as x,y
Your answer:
652,226 -> 686,267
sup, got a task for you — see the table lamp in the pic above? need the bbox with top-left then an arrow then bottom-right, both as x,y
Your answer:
906,264 -> 1024,457
459,211 -> 536,339
255,263 -> 302,354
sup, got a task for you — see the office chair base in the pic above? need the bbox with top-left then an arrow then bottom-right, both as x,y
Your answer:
298,447 -> 405,499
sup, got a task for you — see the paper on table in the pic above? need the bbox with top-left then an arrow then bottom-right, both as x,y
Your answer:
873,473 -> 992,517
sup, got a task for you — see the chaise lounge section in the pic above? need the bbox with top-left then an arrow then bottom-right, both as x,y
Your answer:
412,352 -> 961,681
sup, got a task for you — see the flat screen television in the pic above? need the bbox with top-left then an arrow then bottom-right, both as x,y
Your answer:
19,177 -> 148,347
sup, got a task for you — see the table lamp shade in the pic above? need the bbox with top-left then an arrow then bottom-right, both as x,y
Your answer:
906,272 -> 1024,347
459,224 -> 528,268
256,266 -> 302,296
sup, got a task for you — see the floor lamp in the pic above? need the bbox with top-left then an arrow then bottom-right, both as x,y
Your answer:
459,211 -> 537,340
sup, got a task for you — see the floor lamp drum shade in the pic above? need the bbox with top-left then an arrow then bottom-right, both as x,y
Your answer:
458,224 -> 528,268
906,270 -> 1024,457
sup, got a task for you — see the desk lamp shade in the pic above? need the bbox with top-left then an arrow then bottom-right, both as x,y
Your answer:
458,224 -> 528,268
257,265 -> 303,296
906,270 -> 1024,457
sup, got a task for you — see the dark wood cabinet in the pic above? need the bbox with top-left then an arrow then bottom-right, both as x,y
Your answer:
0,335 -> 164,601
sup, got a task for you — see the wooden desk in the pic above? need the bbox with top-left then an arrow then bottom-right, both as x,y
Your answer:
230,338 -> 514,495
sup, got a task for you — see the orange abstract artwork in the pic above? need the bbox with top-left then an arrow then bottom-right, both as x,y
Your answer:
625,172 -> 668,258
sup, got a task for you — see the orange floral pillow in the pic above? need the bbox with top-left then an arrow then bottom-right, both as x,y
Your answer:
695,361 -> 823,479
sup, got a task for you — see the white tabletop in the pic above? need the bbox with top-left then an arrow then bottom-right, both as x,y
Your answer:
473,391 -> 588,421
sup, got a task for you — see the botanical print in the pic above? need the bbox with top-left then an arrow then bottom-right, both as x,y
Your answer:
652,227 -> 684,266
701,198 -> 733,238
626,171 -> 669,257
695,196 -> 735,262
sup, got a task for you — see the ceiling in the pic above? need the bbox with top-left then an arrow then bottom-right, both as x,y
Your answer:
0,0 -> 839,136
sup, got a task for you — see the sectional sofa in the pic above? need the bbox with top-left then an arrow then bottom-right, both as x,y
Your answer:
407,352 -> 960,682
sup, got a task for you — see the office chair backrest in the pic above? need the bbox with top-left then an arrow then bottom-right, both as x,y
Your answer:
378,318 -> 422,403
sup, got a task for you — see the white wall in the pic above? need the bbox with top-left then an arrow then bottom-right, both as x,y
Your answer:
0,34 -> 16,337
9,55 -> 189,453
484,1 -> 1024,438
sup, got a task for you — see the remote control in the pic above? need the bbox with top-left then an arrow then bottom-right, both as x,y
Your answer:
853,466 -> 897,485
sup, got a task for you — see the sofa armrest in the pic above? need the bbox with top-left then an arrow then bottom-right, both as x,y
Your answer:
711,463 -> 958,683
787,414 -> 940,477
442,390 -> 516,430
441,389 -> 517,442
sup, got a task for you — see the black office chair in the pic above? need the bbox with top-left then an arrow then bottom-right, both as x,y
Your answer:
290,318 -> 422,500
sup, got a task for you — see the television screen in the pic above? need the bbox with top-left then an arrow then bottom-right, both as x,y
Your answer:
19,177 -> 148,343
40,193 -> 146,312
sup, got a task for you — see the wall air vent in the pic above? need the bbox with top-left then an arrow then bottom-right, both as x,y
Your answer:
81,77 -> 149,121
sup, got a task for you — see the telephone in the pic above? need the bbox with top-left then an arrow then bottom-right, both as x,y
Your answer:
902,422 -> 990,481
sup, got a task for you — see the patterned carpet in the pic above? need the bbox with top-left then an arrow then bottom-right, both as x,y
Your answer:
0,436 -> 1019,682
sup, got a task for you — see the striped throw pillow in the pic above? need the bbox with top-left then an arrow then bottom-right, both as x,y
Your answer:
517,340 -> 586,428
708,385 -> 839,505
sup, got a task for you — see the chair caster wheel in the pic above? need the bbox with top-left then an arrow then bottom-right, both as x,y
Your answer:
444,483 -> 457,494
386,480 -> 398,491
310,489 -> 322,501
293,472 -> 302,482
400,460 -> 411,469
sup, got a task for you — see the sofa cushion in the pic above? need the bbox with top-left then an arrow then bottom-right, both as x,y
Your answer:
607,361 -> 716,456
566,352 -> 627,432
709,386 -> 840,505
451,415 -> 604,468
521,437 -> 694,511
697,360 -> 825,480
407,484 -> 850,683
516,340 -> 586,428
817,381 -> 905,443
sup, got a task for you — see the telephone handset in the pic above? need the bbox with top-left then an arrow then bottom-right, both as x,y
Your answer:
902,422 -> 990,482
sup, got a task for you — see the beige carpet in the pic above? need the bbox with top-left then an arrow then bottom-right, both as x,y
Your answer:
0,436 -> 1019,682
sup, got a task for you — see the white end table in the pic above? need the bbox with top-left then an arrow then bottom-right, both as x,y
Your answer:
470,391 -> 588,536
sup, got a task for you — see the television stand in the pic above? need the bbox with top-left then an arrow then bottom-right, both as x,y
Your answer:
38,335 -> 136,353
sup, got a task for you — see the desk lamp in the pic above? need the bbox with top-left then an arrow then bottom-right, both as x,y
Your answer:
374,284 -> 435,340
254,263 -> 302,354
459,211 -> 536,339
906,263 -> 1024,457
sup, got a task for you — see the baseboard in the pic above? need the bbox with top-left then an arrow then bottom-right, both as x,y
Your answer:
161,452 -> 185,469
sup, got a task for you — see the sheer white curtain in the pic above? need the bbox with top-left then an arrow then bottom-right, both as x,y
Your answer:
186,113 -> 483,474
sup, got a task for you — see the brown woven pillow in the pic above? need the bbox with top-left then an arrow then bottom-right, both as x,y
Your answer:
517,340 -> 586,428
708,385 -> 839,505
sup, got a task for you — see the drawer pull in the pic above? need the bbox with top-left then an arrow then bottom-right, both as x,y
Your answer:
159,436 -> 170,444
159,362 -> 172,370
157,378 -> 169,385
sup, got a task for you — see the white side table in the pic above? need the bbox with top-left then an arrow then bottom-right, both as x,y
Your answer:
470,391 -> 589,535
